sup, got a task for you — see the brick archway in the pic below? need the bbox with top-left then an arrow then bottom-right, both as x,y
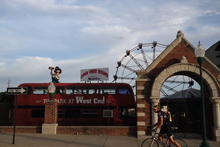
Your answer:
135,31 -> 220,141
150,63 -> 220,139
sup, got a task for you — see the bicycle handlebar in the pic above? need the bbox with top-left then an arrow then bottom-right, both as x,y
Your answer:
148,124 -> 179,136
148,124 -> 178,130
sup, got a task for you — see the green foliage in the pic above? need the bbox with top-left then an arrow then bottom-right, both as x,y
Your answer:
0,92 -> 14,103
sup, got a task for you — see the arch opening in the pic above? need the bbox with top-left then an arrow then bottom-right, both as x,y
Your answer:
150,63 -> 220,140
159,74 -> 213,138
160,74 -> 200,98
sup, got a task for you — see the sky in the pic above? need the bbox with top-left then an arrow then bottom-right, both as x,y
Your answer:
0,0 -> 220,92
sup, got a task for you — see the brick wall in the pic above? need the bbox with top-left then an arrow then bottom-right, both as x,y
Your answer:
57,126 -> 136,136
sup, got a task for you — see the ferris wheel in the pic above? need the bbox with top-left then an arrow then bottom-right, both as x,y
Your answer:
113,42 -> 199,98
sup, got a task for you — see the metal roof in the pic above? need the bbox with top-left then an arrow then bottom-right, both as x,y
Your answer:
161,88 -> 200,99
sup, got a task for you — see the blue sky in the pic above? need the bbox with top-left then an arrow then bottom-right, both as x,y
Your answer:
0,0 -> 220,91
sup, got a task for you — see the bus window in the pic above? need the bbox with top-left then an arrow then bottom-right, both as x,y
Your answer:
74,89 -> 82,94
58,110 -> 65,118
56,87 -> 65,94
103,109 -> 113,118
82,89 -> 87,94
118,88 -> 131,95
73,89 -> 78,94
101,88 -> 116,94
32,109 -> 44,118
74,88 -> 87,94
65,109 -> 80,118
33,88 -> 47,94
66,89 -> 74,94
88,89 -> 98,94
26,86 -> 32,94
81,110 -> 97,118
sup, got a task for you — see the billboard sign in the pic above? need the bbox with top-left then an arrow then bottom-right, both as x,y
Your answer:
80,68 -> 109,82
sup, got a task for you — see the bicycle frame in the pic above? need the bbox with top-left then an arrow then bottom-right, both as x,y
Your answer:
142,128 -> 177,147
153,132 -> 171,147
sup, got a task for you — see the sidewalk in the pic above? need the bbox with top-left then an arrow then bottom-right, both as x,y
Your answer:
0,132 -> 220,147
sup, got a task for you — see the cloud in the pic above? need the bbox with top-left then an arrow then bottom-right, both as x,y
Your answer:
204,10 -> 220,16
81,25 -> 131,34
0,53 -> 117,91
0,0 -> 220,92
158,4 -> 201,26
0,0 -> 116,58
0,56 -> 52,78
0,36 -> 25,52
185,25 -> 220,49
2,0 -> 108,20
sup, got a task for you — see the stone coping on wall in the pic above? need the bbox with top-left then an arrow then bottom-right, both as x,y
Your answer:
0,126 -> 40,128
57,126 -> 136,128
0,126 -> 136,128
0,126 -> 136,136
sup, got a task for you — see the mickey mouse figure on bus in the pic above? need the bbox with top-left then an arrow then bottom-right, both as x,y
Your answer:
48,66 -> 62,83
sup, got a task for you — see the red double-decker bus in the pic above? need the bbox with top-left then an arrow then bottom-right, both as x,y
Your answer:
16,83 -> 136,126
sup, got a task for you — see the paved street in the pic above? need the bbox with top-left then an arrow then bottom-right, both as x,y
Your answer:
0,133 -> 220,147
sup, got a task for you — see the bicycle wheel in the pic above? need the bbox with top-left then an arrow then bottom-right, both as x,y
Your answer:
141,138 -> 159,147
170,138 -> 187,147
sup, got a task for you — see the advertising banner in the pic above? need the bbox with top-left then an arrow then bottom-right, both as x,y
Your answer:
80,68 -> 109,81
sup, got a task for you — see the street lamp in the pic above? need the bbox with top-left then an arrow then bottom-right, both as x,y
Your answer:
194,42 -> 210,147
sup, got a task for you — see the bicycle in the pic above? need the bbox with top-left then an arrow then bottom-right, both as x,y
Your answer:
141,126 -> 187,147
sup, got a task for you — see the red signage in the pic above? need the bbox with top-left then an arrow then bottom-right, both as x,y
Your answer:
80,68 -> 109,81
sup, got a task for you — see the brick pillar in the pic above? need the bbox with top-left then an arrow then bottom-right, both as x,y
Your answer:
42,100 -> 58,134
44,100 -> 58,123
136,78 -> 151,138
